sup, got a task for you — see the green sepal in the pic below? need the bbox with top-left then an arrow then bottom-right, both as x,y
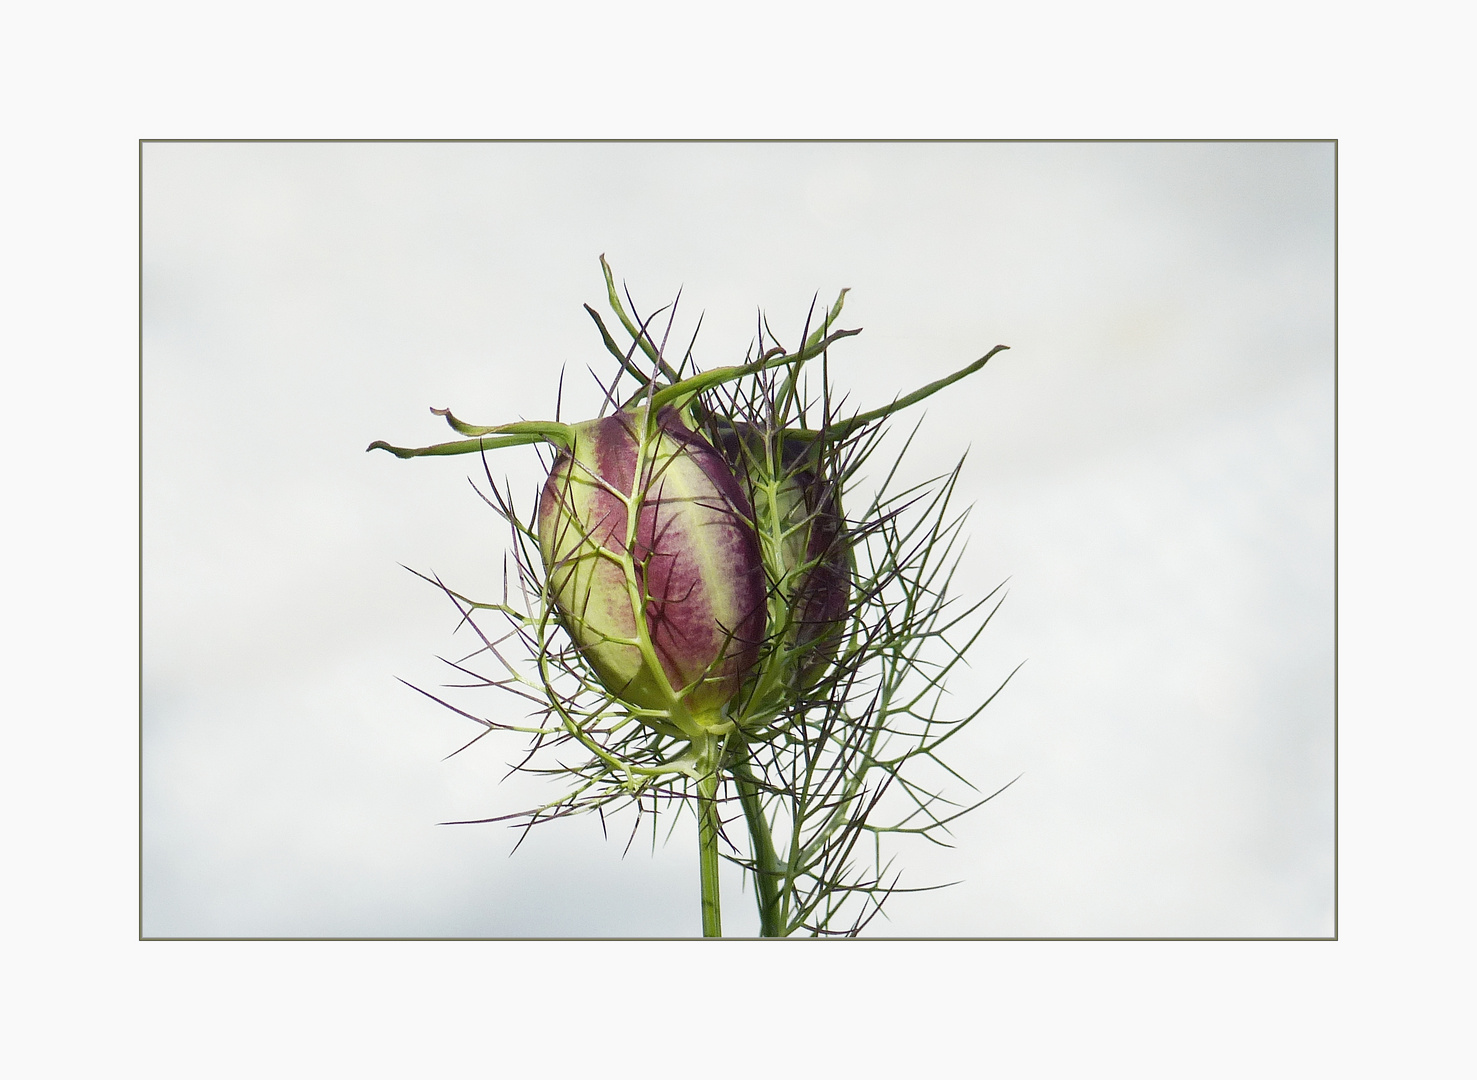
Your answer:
600,254 -> 682,384
367,418 -> 574,459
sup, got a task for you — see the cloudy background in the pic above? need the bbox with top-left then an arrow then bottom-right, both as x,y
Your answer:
142,141 -> 1333,938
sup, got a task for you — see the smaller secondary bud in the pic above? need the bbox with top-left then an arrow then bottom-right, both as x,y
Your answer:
715,424 -> 851,688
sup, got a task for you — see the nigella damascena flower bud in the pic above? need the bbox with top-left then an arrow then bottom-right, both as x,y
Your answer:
537,406 -> 768,721
715,425 -> 851,686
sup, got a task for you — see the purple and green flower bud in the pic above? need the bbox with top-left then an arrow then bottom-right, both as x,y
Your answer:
537,406 -> 768,724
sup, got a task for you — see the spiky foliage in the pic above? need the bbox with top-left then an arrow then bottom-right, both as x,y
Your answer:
374,258 -> 1014,936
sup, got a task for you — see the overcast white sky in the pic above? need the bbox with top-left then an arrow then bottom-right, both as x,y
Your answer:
142,140 -> 1333,938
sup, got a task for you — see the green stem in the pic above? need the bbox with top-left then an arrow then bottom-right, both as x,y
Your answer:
697,758 -> 723,938
731,755 -> 784,937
